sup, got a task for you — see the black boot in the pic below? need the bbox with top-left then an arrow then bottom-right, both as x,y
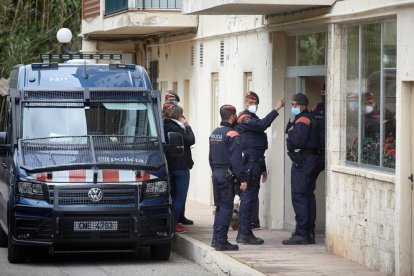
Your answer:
282,233 -> 310,245
179,217 -> 194,225
308,231 -> 315,244
236,233 -> 264,245
211,240 -> 217,248
215,241 -> 239,251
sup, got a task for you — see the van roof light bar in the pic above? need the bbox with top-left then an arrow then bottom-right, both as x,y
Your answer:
40,53 -> 123,62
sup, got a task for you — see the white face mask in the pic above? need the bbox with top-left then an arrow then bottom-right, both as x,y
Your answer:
248,104 -> 257,114
348,102 -> 358,111
365,105 -> 374,114
291,107 -> 301,116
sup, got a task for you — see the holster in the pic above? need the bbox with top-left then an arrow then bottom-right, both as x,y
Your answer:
287,151 -> 304,168
285,119 -> 293,134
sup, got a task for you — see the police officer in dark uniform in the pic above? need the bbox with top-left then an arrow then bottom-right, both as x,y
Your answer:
311,84 -> 325,157
283,93 -> 321,245
235,92 -> 285,245
209,105 -> 248,251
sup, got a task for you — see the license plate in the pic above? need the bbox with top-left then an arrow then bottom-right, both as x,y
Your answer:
73,221 -> 118,231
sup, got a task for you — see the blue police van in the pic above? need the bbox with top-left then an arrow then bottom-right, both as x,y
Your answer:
0,56 -> 182,263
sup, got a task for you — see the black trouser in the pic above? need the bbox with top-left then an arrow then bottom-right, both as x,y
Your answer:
212,169 -> 235,245
291,153 -> 324,237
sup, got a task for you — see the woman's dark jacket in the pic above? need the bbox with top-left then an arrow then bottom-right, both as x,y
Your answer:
164,119 -> 195,170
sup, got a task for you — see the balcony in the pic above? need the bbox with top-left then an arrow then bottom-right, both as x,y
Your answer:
105,0 -> 183,16
182,0 -> 335,15
82,0 -> 197,40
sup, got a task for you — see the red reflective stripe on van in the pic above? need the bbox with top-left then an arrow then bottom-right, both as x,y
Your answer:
102,170 -> 119,182
69,170 -> 86,182
36,173 -> 47,181
136,171 -> 151,181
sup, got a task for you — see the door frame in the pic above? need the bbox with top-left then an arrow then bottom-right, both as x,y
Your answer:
396,81 -> 413,275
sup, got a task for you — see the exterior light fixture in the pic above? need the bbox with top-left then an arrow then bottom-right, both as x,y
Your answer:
56,28 -> 79,54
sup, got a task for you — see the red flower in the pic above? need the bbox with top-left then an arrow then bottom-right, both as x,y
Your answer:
388,149 -> 395,156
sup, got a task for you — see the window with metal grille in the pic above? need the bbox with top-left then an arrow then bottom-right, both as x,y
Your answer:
199,43 -> 204,67
220,40 -> 224,66
191,46 -> 194,66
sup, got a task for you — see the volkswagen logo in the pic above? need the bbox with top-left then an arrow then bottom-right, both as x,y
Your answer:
88,188 -> 103,202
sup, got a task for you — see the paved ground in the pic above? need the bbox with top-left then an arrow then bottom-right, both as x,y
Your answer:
173,200 -> 383,276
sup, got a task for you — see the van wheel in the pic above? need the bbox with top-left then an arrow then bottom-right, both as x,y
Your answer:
8,235 -> 26,263
150,243 -> 171,260
0,226 -> 7,247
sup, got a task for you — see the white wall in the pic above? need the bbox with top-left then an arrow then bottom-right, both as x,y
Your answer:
151,15 -> 276,211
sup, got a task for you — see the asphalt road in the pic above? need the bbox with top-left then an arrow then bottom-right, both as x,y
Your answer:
0,246 -> 216,276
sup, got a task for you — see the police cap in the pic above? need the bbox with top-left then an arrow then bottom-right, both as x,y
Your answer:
292,93 -> 309,106
245,91 -> 259,104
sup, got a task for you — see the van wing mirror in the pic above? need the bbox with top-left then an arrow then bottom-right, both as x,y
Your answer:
166,132 -> 184,157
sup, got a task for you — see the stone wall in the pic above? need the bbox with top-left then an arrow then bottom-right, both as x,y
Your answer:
326,168 -> 395,274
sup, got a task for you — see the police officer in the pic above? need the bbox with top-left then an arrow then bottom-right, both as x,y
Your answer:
209,105 -> 248,251
311,84 -> 325,156
235,92 -> 285,245
283,93 -> 321,245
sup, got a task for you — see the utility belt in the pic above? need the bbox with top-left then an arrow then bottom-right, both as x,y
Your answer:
298,148 -> 319,155
213,165 -> 241,196
287,148 -> 316,168
212,165 -> 238,184
242,153 -> 263,188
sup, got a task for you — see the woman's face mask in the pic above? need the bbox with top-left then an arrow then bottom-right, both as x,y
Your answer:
365,105 -> 374,114
248,104 -> 257,114
291,107 -> 301,116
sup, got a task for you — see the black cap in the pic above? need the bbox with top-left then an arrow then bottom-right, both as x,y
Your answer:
292,93 -> 309,106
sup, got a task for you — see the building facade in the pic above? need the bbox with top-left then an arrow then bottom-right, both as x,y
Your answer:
80,0 -> 414,274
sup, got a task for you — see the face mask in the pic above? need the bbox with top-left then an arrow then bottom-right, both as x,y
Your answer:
348,102 -> 358,111
291,107 -> 301,116
248,104 -> 257,114
365,105 -> 374,114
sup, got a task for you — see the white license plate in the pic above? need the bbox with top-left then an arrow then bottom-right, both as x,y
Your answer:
73,221 -> 118,231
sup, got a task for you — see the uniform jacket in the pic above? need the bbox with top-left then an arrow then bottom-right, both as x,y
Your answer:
209,122 -> 246,183
164,118 -> 195,170
235,109 -> 279,173
286,110 -> 319,152
311,102 -> 325,150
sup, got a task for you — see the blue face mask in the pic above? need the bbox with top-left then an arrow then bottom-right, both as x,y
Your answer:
291,107 -> 301,116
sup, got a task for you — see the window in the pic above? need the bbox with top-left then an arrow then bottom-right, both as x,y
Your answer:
220,40 -> 224,66
344,21 -> 396,169
287,32 -> 326,66
199,43 -> 204,67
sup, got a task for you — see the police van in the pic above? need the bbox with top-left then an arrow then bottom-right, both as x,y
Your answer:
0,54 -> 183,263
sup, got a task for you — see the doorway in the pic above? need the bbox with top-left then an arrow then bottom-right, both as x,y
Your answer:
284,76 -> 326,235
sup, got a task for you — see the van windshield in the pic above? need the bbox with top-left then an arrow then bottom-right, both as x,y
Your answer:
20,101 -> 163,171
